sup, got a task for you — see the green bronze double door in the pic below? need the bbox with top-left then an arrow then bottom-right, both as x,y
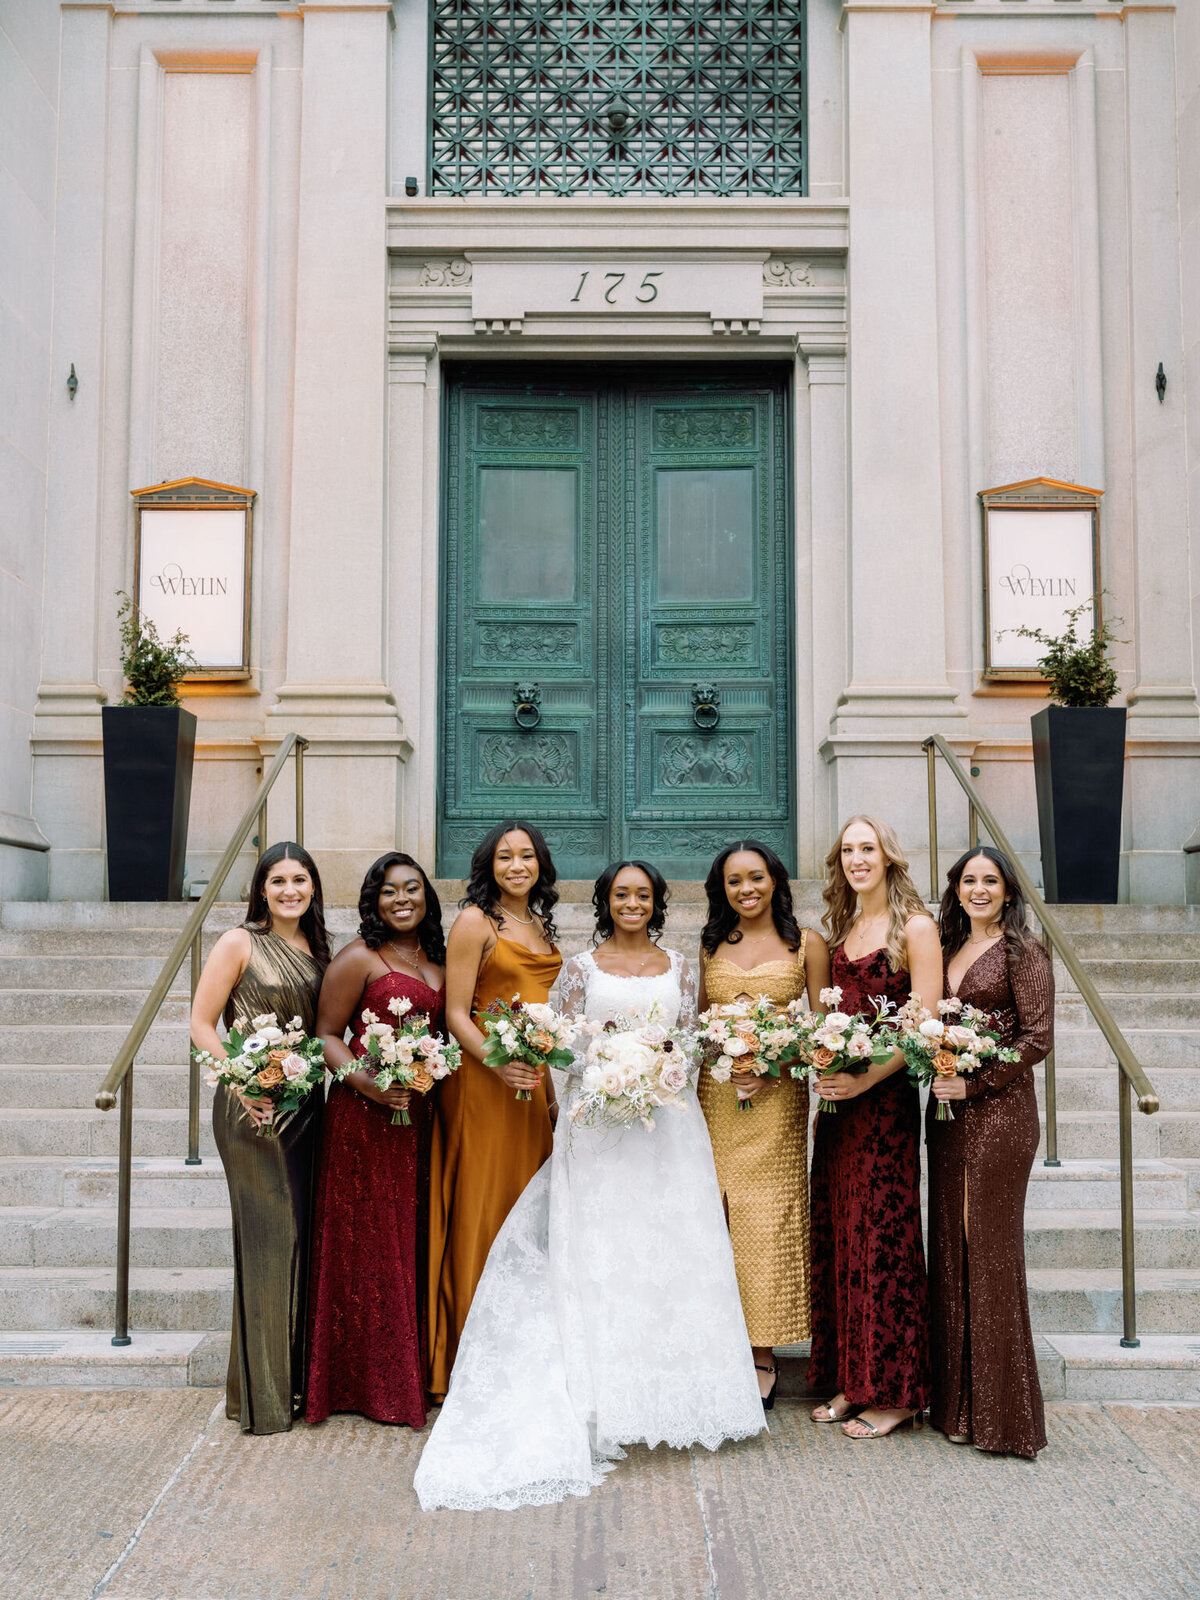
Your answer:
438,366 -> 795,880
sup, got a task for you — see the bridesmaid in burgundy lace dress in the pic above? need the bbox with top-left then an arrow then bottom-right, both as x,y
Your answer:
808,816 -> 943,1438
306,854 -> 446,1428
928,847 -> 1054,1458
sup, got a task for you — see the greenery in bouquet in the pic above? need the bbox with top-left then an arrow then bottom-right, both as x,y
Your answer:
892,996 -> 1020,1121
697,997 -> 806,1110
339,994 -> 462,1126
479,995 -> 575,1102
789,985 -> 898,1113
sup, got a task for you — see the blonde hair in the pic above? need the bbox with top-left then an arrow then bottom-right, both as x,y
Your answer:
822,814 -> 928,973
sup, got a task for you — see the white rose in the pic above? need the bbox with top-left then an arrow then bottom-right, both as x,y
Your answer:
918,1018 -> 945,1041
822,1012 -> 852,1031
943,1025 -> 977,1051
281,1053 -> 308,1082
723,1037 -> 750,1058
711,1055 -> 734,1082
660,1059 -> 688,1095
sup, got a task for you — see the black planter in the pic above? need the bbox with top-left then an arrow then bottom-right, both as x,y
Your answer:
1030,705 -> 1126,904
101,706 -> 196,900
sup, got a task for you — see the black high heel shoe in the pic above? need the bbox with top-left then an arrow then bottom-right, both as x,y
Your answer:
755,1363 -> 778,1411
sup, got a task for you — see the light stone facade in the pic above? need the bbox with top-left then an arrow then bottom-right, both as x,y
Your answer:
2,0 -> 1198,904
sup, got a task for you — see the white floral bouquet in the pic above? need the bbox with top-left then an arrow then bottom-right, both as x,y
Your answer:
193,1012 -> 325,1136
892,996 -> 1020,1121
338,995 -> 462,1125
479,994 -> 576,1102
567,1014 -> 692,1132
787,986 -> 898,1113
697,998 -> 806,1109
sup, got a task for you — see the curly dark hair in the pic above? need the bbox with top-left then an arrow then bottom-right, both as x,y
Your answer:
244,841 -> 331,968
938,845 -> 1034,967
700,839 -> 802,956
460,819 -> 559,944
591,859 -> 669,946
356,852 -> 445,965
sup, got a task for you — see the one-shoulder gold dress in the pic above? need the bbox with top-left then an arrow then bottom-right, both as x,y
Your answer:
697,936 -> 810,1346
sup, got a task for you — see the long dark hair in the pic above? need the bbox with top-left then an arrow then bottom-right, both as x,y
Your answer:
700,839 -> 802,956
460,819 -> 559,944
244,841 -> 331,968
591,859 -> 669,946
938,845 -> 1033,967
357,852 -> 445,965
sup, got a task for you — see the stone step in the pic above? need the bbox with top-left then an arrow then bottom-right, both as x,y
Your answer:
1033,1064 -> 1200,1114
1026,1268 -> 1200,1334
1022,1209 -> 1200,1270
1058,931 -> 1200,960
0,1156 -> 228,1208
1025,1160 -> 1189,1211
1054,957 -> 1200,992
0,1108 -> 218,1159
1036,1111 -> 1200,1162
1037,1334 -> 1200,1402
0,1266 -> 232,1331
0,991 -> 193,1027
0,1207 -> 232,1269
0,1023 -> 192,1067
0,955 -> 194,990
1051,905 -> 1200,932
1055,993 -> 1200,1029
1051,1029 -> 1199,1071
0,1065 -> 211,1111
0,1329 -> 226,1387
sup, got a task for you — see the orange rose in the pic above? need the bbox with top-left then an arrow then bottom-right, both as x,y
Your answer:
932,1050 -> 958,1077
529,1028 -> 554,1054
256,1062 -> 285,1089
411,1066 -> 435,1096
267,1049 -> 290,1067
811,1046 -> 836,1070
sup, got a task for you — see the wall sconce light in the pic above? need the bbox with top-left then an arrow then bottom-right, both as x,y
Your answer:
1156,363 -> 1166,403
67,364 -> 78,401
405,175 -> 419,197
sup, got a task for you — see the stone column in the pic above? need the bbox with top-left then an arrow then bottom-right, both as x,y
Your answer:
1121,1 -> 1200,901
266,0 -> 405,900
31,4 -> 114,898
822,0 -> 962,867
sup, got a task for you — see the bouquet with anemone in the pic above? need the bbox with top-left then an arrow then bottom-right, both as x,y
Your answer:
193,1013 -> 325,1136
338,995 -> 462,1126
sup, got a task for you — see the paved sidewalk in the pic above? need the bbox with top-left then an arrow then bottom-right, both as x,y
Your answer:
3,1391 -> 1199,1600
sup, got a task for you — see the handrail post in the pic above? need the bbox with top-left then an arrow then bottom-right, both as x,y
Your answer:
295,737 -> 307,848
112,1072 -> 133,1345
967,799 -> 979,853
186,932 -> 202,1166
257,799 -> 267,862
925,739 -> 939,902
1118,1067 -> 1139,1347
1041,931 -> 1060,1167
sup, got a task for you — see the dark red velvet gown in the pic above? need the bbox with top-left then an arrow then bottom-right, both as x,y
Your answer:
808,946 -> 931,1412
306,969 -> 443,1428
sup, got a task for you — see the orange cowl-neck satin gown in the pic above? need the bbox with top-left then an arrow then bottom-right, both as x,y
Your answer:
427,935 -> 560,1400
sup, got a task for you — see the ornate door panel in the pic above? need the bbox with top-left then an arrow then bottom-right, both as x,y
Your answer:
438,370 -> 793,878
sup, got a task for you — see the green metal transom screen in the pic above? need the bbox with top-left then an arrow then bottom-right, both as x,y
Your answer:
429,0 -> 805,198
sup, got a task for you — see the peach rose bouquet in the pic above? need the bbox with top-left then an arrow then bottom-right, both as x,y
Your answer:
338,995 -> 462,1126
893,997 -> 1020,1120
479,995 -> 576,1102
786,986 -> 899,1113
192,1012 -> 325,1136
698,998 -> 806,1110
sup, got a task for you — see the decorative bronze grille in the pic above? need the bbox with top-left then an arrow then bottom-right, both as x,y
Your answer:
429,0 -> 805,198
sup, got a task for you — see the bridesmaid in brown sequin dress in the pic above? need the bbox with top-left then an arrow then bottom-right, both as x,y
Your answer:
697,841 -> 831,1406
428,821 -> 561,1400
808,816 -> 943,1439
928,847 -> 1054,1458
190,843 -> 331,1435
307,854 -> 446,1429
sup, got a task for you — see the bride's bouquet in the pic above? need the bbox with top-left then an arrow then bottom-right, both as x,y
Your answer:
338,995 -> 461,1125
567,1014 -> 692,1132
193,1012 -> 325,1136
479,995 -> 576,1101
892,996 -> 1020,1121
786,986 -> 898,1113
698,998 -> 805,1110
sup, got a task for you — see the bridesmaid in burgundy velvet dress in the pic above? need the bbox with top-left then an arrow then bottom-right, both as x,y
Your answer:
306,853 -> 446,1428
928,847 -> 1054,1458
808,816 -> 943,1439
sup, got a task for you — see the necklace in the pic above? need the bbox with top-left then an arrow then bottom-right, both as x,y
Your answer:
501,905 -> 536,926
849,911 -> 887,956
600,944 -> 660,975
383,938 -> 423,974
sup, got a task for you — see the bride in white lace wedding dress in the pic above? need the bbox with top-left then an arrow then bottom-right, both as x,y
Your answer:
414,925 -> 765,1512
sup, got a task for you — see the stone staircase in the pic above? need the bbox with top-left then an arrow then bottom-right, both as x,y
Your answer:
0,892 -> 1196,1400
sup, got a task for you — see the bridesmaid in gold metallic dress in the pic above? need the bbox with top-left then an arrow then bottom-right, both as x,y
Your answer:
190,842 -> 330,1434
697,841 -> 830,1406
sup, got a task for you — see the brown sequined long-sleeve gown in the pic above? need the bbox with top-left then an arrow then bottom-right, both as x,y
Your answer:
927,937 -> 1054,1458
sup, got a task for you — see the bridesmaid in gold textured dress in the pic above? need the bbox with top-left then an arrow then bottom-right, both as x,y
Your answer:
191,842 -> 331,1434
697,841 -> 830,1406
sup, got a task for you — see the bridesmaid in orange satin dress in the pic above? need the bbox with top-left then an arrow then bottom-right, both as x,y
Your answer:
427,820 -> 562,1400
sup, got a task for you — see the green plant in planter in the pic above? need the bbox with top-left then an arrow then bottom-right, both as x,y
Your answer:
1007,597 -> 1125,708
115,591 -> 198,706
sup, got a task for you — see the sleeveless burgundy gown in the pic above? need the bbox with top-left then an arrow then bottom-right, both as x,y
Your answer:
306,967 -> 443,1428
808,946 -> 931,1412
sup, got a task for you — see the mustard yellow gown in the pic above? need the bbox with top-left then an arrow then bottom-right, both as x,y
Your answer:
697,935 -> 810,1346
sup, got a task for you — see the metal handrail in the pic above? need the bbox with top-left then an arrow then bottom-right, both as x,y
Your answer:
923,734 -> 1159,1347
96,734 -> 308,1345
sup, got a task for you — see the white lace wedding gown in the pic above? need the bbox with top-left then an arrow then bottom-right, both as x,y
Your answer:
413,948 -> 765,1511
